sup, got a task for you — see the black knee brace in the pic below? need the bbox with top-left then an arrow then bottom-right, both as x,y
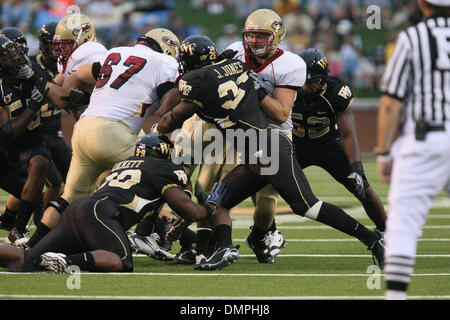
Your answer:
47,196 -> 69,214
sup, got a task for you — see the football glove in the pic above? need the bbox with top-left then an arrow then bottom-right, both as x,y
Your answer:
217,49 -> 238,60
61,89 -> 91,106
347,162 -> 367,201
28,77 -> 49,112
165,216 -> 192,243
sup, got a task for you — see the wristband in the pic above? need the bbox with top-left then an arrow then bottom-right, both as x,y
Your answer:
257,87 -> 268,101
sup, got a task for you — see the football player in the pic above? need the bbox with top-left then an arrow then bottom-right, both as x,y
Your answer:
163,9 -> 305,264
0,35 -> 52,246
292,48 -> 387,233
24,29 -> 182,250
155,35 -> 385,270
0,134 -> 219,273
0,23 -> 70,228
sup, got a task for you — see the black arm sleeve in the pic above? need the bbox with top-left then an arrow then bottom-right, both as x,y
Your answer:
91,62 -> 102,80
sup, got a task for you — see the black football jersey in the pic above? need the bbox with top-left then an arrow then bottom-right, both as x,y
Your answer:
94,156 -> 188,230
30,54 -> 62,134
291,76 -> 354,145
179,59 -> 269,131
0,62 -> 48,150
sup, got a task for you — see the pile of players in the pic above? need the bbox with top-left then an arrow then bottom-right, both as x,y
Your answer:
0,8 -> 386,275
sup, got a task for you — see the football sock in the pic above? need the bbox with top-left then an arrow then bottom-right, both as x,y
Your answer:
14,200 -> 36,231
135,218 -> 155,236
268,220 -> 277,233
179,227 -> 198,250
214,224 -> 232,247
66,252 -> 96,272
384,255 -> 414,300
249,225 -> 267,241
26,221 -> 51,248
0,207 -> 17,228
196,228 -> 213,255
316,202 -> 378,247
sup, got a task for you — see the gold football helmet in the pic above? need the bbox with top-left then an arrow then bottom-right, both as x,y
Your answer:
136,28 -> 180,57
52,13 -> 96,65
242,9 -> 286,57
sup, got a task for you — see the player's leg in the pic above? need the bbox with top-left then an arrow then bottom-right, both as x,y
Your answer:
8,151 -> 51,246
385,134 -> 450,300
267,133 -> 384,265
311,139 -> 387,232
195,165 -> 269,270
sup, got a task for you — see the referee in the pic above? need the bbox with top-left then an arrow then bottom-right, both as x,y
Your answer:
377,0 -> 450,300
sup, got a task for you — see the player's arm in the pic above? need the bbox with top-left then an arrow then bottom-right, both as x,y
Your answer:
336,107 -> 361,164
377,94 -> 402,156
259,87 -> 296,124
163,187 -> 209,222
44,63 -> 97,107
157,100 -> 198,133
376,94 -> 402,183
158,87 -> 182,116
0,106 -> 39,143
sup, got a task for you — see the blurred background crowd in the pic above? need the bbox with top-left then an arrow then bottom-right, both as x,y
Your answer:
0,0 -> 423,96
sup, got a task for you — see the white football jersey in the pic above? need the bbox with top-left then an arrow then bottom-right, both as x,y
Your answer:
58,41 -> 107,78
81,44 -> 179,134
227,41 -> 306,134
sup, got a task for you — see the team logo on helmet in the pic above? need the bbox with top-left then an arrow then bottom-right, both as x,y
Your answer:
271,20 -> 284,32
72,23 -> 92,37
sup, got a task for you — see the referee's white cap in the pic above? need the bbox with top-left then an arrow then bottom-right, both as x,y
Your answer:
425,0 -> 450,7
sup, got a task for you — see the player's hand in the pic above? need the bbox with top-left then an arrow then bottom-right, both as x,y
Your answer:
28,77 -> 49,112
16,57 -> 35,80
165,217 -> 192,242
217,49 -> 238,60
346,171 -> 366,201
61,89 -> 90,106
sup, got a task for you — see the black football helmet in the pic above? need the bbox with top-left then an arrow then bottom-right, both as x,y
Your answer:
177,35 -> 217,74
0,36 -> 26,77
0,27 -> 28,56
135,133 -> 174,160
38,21 -> 58,61
298,48 -> 330,96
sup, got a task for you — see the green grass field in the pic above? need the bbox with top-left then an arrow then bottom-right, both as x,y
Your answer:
1,156 -> 449,303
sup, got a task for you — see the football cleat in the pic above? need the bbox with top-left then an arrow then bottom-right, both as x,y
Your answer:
194,245 -> 239,271
129,232 -> 175,261
173,247 -> 197,265
245,234 -> 275,264
195,254 -> 207,266
40,252 -> 69,274
368,233 -> 386,269
267,229 -> 287,257
6,227 -> 29,247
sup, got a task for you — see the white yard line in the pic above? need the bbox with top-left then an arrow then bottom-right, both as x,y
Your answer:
0,294 -> 449,300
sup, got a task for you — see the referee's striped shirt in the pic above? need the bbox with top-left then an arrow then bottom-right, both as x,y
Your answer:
380,16 -> 450,124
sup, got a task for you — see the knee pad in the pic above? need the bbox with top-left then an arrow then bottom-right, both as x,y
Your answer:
304,201 -> 323,220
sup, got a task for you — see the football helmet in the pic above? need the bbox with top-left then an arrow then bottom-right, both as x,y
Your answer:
0,36 -> 27,77
242,9 -> 285,57
52,13 -> 96,65
136,28 -> 180,58
135,133 -> 174,160
38,21 -> 58,61
177,35 -> 217,74
0,27 -> 28,56
298,48 -> 330,96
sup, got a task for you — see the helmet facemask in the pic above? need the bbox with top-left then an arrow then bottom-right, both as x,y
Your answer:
242,31 -> 276,58
0,41 -> 27,77
52,38 -> 77,66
